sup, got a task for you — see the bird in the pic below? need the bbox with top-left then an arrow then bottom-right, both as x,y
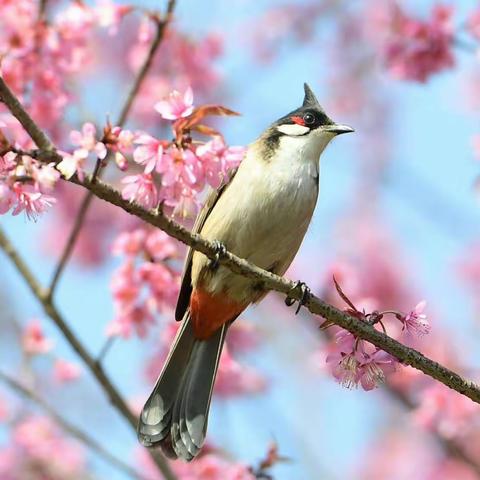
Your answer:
137,83 -> 353,461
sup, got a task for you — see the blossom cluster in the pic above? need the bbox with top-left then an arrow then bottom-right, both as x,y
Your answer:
122,87 -> 245,217
0,86 -> 245,223
0,415 -> 86,479
324,278 -> 429,391
108,227 -> 181,338
0,0 -> 131,135
0,0 -> 132,222
0,149 -> 58,221
376,3 -> 455,83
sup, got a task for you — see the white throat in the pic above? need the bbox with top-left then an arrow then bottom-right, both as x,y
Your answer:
277,129 -> 335,165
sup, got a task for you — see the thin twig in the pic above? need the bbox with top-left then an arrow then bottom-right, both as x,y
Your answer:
117,0 -> 177,127
47,157 -> 102,298
0,371 -> 148,480
0,227 -> 177,480
96,336 -> 116,365
47,0 -> 177,300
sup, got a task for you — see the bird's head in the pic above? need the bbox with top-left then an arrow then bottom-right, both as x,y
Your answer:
260,83 -> 353,160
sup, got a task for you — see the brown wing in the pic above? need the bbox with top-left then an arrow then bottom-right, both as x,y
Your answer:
174,169 -> 238,321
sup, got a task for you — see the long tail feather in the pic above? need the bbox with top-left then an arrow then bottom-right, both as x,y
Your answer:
137,314 -> 195,447
137,312 -> 227,461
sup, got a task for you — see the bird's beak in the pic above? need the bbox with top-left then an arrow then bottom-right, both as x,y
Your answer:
322,124 -> 354,135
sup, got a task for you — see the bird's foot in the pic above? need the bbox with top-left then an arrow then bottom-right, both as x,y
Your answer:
285,281 -> 311,315
209,240 -> 227,270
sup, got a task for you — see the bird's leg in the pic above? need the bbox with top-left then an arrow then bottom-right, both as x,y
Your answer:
285,281 -> 311,315
209,240 -> 227,270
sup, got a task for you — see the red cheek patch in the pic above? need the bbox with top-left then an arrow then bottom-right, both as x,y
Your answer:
291,115 -> 305,126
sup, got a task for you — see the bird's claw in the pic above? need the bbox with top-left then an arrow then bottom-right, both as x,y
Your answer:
209,240 -> 227,270
285,281 -> 311,315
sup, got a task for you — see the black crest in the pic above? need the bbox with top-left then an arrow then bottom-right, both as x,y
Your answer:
303,83 -> 322,109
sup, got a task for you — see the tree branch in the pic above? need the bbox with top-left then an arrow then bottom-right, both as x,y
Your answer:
318,321 -> 480,473
0,371 -> 148,480
1,72 -> 480,417
0,227 -> 177,480
46,0 -> 177,300
13,150 -> 480,406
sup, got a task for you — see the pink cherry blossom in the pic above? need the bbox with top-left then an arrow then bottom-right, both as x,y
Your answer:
56,149 -> 86,180
94,0 -> 132,35
133,133 -> 164,174
112,229 -> 148,257
11,183 -> 56,221
121,173 -> 158,209
413,383 -> 478,438
21,319 -> 54,355
154,87 -> 194,120
138,261 -> 179,312
110,260 -> 141,307
0,152 -> 17,174
160,146 -> 204,190
107,304 -> 155,339
401,300 -> 430,336
326,330 -> 398,390
34,162 -> 61,191
109,230 -> 180,340
53,358 -> 82,383
106,126 -> 134,171
162,186 -> 200,218
70,122 -> 107,160
13,416 -> 86,476
226,321 -> 260,354
196,136 -> 246,188
145,230 -> 179,261
381,3 -> 455,82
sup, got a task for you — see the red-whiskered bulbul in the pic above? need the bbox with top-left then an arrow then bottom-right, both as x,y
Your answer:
138,83 -> 353,461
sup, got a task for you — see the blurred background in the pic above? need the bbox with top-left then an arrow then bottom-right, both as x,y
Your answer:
2,0 -> 480,479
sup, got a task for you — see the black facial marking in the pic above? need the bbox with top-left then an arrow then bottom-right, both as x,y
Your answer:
300,108 -> 332,130
274,106 -> 333,134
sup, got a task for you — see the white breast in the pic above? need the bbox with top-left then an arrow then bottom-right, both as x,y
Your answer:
192,130 -> 333,303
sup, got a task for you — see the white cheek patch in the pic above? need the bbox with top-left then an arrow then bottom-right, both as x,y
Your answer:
276,124 -> 310,136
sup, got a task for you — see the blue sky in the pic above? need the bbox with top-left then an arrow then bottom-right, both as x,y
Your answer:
2,1 -> 480,479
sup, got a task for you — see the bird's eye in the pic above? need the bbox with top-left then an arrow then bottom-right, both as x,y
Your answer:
303,112 -> 315,125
